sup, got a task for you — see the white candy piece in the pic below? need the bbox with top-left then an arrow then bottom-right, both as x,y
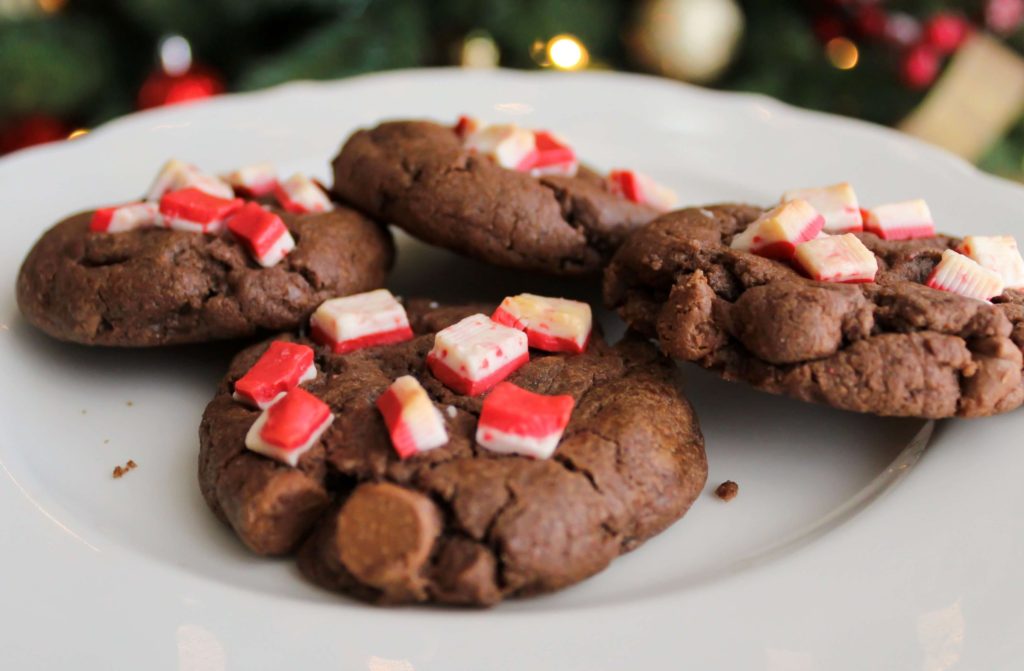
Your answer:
782,182 -> 862,233
730,199 -> 825,259
475,426 -> 562,460
377,376 -> 449,459
310,289 -> 412,353
463,124 -> 536,170
145,159 -> 234,201
427,314 -> 529,395
244,404 -> 334,467
91,202 -> 159,233
794,233 -> 878,283
222,162 -> 278,196
257,233 -> 295,268
959,236 -> 1024,289
492,294 -> 592,353
926,249 -> 1004,301
609,169 -> 679,211
863,199 -> 935,240
275,173 -> 333,213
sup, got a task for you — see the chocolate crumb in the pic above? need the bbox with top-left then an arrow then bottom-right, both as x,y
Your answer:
125,401 -> 134,407
81,409 -> 86,415
103,439 -> 110,445
112,460 -> 138,479
715,480 -> 739,502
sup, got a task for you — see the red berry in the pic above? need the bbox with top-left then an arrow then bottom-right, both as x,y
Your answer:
901,44 -> 941,90
924,13 -> 971,53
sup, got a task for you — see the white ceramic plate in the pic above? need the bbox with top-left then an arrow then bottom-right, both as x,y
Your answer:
1,69 -> 1021,670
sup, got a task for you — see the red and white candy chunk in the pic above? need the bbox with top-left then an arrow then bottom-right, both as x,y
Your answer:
427,314 -> 529,396
463,124 -> 578,177
730,199 -> 825,260
227,202 -> 295,267
453,115 -> 479,139
608,169 -> 678,212
927,250 -> 1004,301
376,375 -> 449,459
245,387 -> 334,467
222,162 -> 278,197
958,235 -> 1024,289
794,233 -> 878,283
492,293 -> 592,354
233,340 -> 317,409
782,182 -> 863,233
863,199 -> 935,240
145,159 -> 234,201
310,289 -> 414,354
273,174 -> 334,214
89,201 -> 159,233
475,382 -> 575,459
159,187 -> 243,234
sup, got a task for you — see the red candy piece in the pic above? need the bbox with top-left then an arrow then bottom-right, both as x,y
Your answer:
454,115 -> 479,139
863,199 -> 936,241
273,174 -> 333,214
233,340 -> 316,409
223,162 -> 278,198
309,290 -> 414,355
426,314 -> 530,396
376,375 -> 449,459
491,293 -> 592,354
89,201 -> 159,233
517,131 -> 576,173
245,387 -> 334,467
475,382 -> 575,459
226,202 -> 295,267
159,187 -> 243,234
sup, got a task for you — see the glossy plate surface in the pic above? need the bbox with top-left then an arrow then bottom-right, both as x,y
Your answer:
1,69 -> 1020,669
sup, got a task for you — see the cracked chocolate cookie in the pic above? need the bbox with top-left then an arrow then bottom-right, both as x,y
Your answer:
199,300 -> 706,606
604,204 -> 1024,418
331,120 -> 661,275
16,205 -> 393,346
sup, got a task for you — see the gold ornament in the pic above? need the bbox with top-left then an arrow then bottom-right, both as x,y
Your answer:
629,0 -> 744,83
460,31 -> 500,69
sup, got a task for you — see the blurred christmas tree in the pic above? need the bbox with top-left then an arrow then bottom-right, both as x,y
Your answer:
2,0 -> 1024,178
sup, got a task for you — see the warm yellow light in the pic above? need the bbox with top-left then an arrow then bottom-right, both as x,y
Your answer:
67,128 -> 89,140
826,37 -> 859,70
546,34 -> 589,70
38,0 -> 67,14
461,32 -> 500,68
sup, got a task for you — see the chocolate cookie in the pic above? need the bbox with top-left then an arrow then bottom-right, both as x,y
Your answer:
16,206 -> 393,346
331,120 -> 659,274
604,204 -> 1024,418
199,301 -> 706,606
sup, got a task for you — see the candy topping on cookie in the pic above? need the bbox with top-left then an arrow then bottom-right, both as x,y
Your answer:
89,202 -> 159,233
863,199 -> 935,240
223,162 -> 278,197
958,235 -> 1024,289
730,199 -> 825,260
782,182 -> 863,233
523,131 -> 577,176
146,159 -> 234,201
273,174 -> 334,214
608,169 -> 679,211
244,387 -> 334,467
377,375 -> 449,459
463,123 -> 578,177
227,202 -> 295,267
158,187 -> 244,234
475,382 -> 575,459
233,340 -> 317,409
427,314 -> 529,396
454,115 -> 479,139
492,294 -> 592,354
794,233 -> 878,283
310,289 -> 414,354
926,249 -> 1004,301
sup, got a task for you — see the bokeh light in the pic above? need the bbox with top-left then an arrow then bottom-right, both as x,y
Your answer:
826,37 -> 859,70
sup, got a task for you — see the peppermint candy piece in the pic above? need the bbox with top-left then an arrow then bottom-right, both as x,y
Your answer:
492,293 -> 592,354
863,199 -> 936,240
926,249 -> 1004,301
89,202 -> 159,233
522,131 -> 578,177
222,162 -> 278,197
464,124 -> 536,170
310,289 -> 414,354
608,169 -> 678,211
426,314 -> 529,396
233,340 -> 317,409
244,387 -> 334,467
782,182 -> 863,233
227,202 -> 295,267
730,199 -> 825,260
453,115 -> 479,139
377,375 -> 449,459
273,174 -> 334,214
475,382 -> 575,459
958,235 -> 1024,289
145,159 -> 234,201
793,233 -> 878,283
159,187 -> 243,234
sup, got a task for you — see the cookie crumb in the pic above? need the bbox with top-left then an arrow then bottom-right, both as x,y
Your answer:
112,460 -> 138,479
103,439 -> 110,445
715,480 -> 739,502
445,405 -> 457,419
125,400 -> 134,407
81,409 -> 87,415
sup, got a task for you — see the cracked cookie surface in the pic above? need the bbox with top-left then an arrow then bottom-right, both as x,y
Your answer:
331,120 -> 658,275
604,204 -> 1024,418
199,301 -> 706,606
16,206 -> 393,346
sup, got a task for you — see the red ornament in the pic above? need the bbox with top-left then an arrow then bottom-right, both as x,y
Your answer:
854,5 -> 888,39
137,66 -> 224,110
924,13 -> 971,54
0,115 -> 70,154
986,0 -> 1024,35
813,15 -> 846,43
901,44 -> 941,90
